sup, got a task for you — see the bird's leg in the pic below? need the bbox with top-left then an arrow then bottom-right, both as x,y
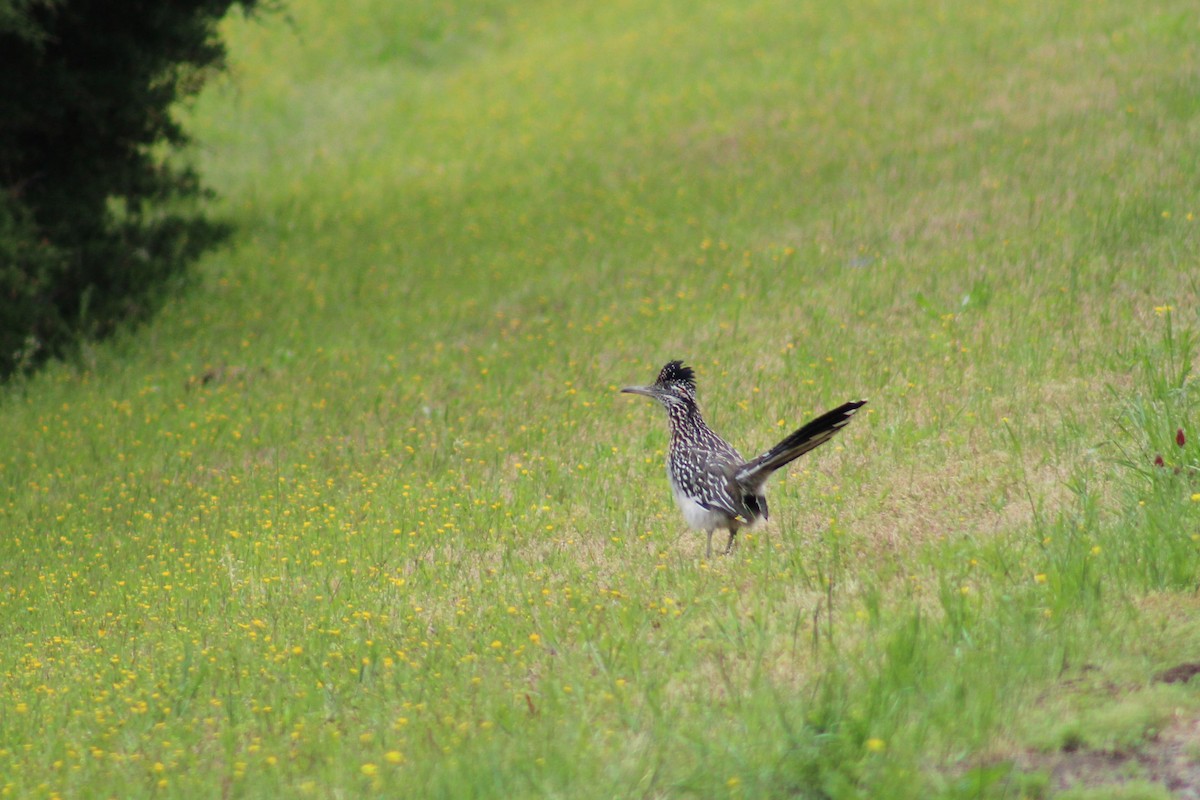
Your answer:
705,529 -> 714,559
724,528 -> 738,555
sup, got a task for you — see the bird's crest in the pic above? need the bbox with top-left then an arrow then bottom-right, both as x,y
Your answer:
657,360 -> 696,388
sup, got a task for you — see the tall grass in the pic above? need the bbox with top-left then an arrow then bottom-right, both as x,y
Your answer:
1,0 -> 1198,797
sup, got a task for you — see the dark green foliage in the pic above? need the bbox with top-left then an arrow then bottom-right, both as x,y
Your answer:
0,0 -> 259,378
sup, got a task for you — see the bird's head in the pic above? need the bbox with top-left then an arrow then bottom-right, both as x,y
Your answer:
621,360 -> 697,410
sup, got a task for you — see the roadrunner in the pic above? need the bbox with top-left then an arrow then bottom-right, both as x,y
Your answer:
622,360 -> 866,557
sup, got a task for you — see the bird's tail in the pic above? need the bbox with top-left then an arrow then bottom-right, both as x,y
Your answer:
735,400 -> 867,487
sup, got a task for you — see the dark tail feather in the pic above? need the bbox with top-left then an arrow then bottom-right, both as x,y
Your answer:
735,400 -> 867,486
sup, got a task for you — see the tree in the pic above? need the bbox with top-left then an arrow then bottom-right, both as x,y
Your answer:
0,0 -> 261,378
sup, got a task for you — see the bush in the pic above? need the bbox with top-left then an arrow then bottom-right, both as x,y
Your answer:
0,0 -> 261,378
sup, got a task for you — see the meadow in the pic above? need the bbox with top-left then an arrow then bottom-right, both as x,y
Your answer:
2,0 -> 1200,797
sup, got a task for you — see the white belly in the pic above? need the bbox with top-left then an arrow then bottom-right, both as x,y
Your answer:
672,484 -> 736,531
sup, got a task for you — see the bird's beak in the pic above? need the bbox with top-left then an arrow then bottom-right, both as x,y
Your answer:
620,385 -> 660,399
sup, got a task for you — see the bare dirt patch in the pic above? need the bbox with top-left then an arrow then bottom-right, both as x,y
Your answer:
1156,662 -> 1200,685
1017,715 -> 1200,799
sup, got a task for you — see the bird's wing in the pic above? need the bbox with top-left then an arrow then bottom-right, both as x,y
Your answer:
694,454 -> 751,523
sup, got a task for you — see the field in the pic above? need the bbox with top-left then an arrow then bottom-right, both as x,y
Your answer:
3,0 -> 1200,797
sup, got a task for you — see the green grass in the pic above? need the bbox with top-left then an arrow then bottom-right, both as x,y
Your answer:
1028,683 -> 1198,755
3,0 -> 1200,797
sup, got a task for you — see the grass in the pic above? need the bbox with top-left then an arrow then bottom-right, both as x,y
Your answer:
2,0 -> 1200,796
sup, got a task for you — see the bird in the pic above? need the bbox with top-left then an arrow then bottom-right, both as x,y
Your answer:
621,360 -> 866,558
